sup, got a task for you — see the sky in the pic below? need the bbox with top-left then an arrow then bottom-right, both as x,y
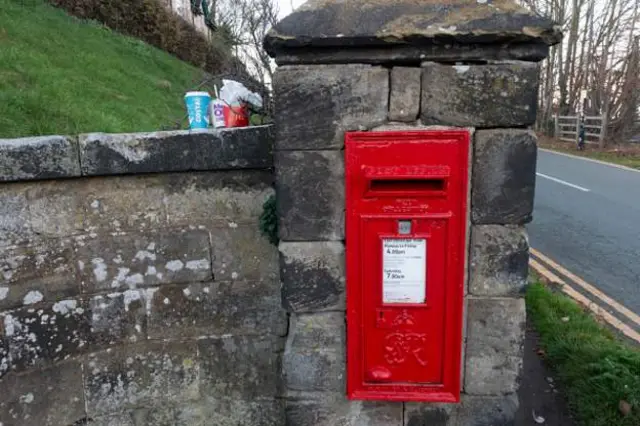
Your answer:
277,0 -> 306,18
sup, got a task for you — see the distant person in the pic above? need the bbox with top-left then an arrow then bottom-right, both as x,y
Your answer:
577,116 -> 586,151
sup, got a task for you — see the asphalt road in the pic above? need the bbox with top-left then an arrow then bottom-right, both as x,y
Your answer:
529,150 -> 640,314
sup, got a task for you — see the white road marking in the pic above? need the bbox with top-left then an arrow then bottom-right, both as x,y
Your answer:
536,172 -> 590,192
530,258 -> 640,344
540,148 -> 640,174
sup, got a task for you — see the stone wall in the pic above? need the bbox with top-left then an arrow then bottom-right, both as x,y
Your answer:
273,61 -> 536,425
0,127 -> 287,426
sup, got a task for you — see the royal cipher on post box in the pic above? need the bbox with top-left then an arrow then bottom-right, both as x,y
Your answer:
345,130 -> 470,403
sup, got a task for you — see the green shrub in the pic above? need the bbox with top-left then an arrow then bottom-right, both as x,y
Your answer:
47,0 -> 240,76
259,195 -> 278,246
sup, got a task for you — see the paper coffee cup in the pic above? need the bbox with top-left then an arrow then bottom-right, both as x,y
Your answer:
184,91 -> 211,130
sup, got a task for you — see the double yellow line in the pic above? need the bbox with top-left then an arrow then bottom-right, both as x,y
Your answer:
529,248 -> 640,343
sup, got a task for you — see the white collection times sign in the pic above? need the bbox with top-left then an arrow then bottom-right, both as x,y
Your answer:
382,239 -> 427,304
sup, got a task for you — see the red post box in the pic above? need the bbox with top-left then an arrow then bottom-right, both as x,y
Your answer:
345,130 -> 470,402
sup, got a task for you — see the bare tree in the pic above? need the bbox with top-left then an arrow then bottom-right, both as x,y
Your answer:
521,0 -> 640,145
213,0 -> 279,87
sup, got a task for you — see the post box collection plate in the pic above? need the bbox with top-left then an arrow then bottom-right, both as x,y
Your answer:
345,130 -> 470,402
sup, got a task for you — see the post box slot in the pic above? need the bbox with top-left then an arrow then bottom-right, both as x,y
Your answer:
369,178 -> 446,193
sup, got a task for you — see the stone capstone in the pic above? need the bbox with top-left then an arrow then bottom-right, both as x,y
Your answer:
469,225 -> 529,296
472,129 -> 538,224
79,126 -> 273,176
273,65 -> 389,150
422,62 -> 540,128
265,0 -> 561,57
0,136 -> 81,182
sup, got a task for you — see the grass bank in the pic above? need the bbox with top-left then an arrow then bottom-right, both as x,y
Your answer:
0,0 -> 208,137
538,136 -> 640,170
527,283 -> 640,426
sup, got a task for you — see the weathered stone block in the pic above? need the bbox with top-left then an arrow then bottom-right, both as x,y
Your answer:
90,405 -> 208,426
279,242 -> 345,312
455,394 -> 519,426
286,396 -> 403,426
421,62 -> 539,128
210,225 -> 278,283
201,397 -> 285,426
89,290 -> 147,347
147,281 -> 286,339
2,300 -> 89,371
0,136 -> 81,182
76,230 -> 212,293
199,336 -> 284,399
90,413 -> 136,426
79,126 -> 273,176
276,151 -> 344,241
404,403 -> 456,426
0,239 -> 78,311
274,65 -> 388,150
389,67 -> 422,122
0,187 -> 31,247
0,335 -> 8,379
284,313 -> 345,392
27,181 -> 85,238
0,361 -> 85,426
81,176 -> 167,231
469,226 -> 529,296
84,341 -> 199,417
472,130 -> 537,224
465,298 -> 526,395
163,171 -> 273,226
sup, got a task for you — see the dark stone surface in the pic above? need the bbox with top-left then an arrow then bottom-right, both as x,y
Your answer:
201,397 -> 285,426
2,300 -> 89,371
0,334 -> 8,379
0,239 -> 78,311
390,67 -> 422,122
472,129 -> 538,224
286,396 -> 403,426
209,225 -> 278,283
84,341 -> 199,417
75,230 -> 212,293
404,403 -> 455,426
273,65 -> 388,150
273,42 -> 551,65
284,313 -> 345,393
276,150 -> 344,241
0,361 -> 85,426
199,335 -> 284,399
79,126 -> 273,176
469,225 -> 529,296
147,281 -> 287,339
279,242 -> 345,312
422,62 -> 540,128
465,298 -> 526,395
0,136 -> 81,182
265,0 -> 561,57
88,290 -> 147,347
456,394 -> 519,426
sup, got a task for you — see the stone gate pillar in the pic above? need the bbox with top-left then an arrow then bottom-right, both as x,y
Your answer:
265,2 -> 561,425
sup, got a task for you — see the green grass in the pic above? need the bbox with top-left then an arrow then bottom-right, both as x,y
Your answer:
538,137 -> 640,170
551,146 -> 640,170
527,283 -> 640,426
0,0 -> 208,137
